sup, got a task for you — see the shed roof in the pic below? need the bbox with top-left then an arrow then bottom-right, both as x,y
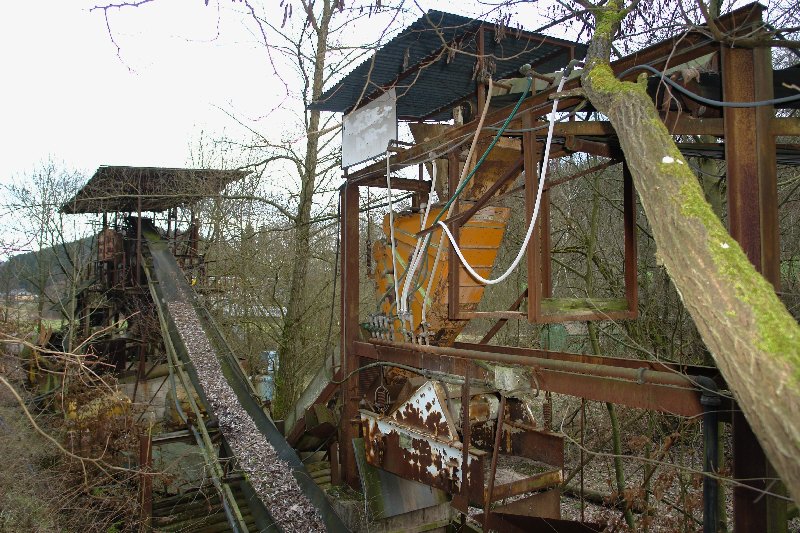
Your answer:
61,166 -> 248,214
309,10 -> 586,120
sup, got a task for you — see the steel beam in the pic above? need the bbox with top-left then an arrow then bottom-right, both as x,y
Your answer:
524,114 -> 542,321
448,150 -> 463,320
722,38 -> 785,533
368,340 -> 704,417
340,183 -> 361,488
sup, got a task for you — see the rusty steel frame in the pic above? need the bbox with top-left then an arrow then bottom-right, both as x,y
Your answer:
368,339 -> 705,417
345,5 -> 764,186
334,4 -> 796,531
721,36 -> 786,533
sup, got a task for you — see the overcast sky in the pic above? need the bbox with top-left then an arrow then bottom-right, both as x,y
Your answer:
0,0 -> 573,260
0,1 -> 579,183
1,1 -> 279,182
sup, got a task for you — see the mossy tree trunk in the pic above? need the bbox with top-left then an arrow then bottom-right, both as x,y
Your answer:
577,1 -> 800,504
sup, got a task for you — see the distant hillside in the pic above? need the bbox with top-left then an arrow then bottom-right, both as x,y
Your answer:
0,237 -> 94,295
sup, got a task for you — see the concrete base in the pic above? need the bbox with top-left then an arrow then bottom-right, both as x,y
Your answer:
331,499 -> 452,533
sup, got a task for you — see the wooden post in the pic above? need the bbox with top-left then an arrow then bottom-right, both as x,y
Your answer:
329,442 -> 341,486
139,434 -> 152,531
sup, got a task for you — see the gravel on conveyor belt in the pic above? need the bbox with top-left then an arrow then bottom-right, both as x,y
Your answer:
166,288 -> 325,532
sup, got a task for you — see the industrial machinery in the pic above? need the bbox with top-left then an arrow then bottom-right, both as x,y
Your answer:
297,4 -> 800,532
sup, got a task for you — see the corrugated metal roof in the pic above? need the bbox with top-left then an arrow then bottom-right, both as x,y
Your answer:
60,166 -> 248,214
310,10 -> 587,120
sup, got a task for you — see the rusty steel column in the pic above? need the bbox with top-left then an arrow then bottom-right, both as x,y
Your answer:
329,442 -> 341,487
484,394 -> 506,526
477,26 -> 486,117
448,150 -> 462,320
453,363 -> 471,514
523,114 -> 542,321
722,41 -> 785,533
340,182 -> 360,488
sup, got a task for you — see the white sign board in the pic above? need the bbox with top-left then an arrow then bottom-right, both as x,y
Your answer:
341,88 -> 397,168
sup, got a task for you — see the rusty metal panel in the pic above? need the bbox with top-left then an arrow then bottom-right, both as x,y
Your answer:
506,425 -> 565,467
361,410 -> 486,504
488,469 -> 562,502
353,437 -> 448,519
493,489 -> 561,519
389,381 -> 458,440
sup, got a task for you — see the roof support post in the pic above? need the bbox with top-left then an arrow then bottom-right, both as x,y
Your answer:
524,113 -> 543,321
448,150 -> 463,320
721,38 -> 786,533
340,181 -> 361,489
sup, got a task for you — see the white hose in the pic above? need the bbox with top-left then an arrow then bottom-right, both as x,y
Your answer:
399,163 -> 436,317
421,80 -> 495,322
436,72 -> 567,286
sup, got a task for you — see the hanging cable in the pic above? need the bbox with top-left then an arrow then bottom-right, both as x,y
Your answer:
399,163 -> 436,319
617,64 -> 800,108
385,150 -> 401,324
436,72 -> 567,285
419,78 -> 502,323
426,77 -> 532,231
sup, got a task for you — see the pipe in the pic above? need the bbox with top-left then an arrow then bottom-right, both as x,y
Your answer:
694,376 -> 722,533
370,339 -> 699,390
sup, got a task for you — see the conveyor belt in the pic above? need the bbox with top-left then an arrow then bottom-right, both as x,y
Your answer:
142,223 -> 348,532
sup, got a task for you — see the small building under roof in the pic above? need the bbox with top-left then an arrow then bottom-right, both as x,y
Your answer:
61,165 -> 248,214
310,10 -> 587,121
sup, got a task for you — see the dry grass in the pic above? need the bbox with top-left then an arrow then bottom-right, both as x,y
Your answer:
0,342 -> 143,533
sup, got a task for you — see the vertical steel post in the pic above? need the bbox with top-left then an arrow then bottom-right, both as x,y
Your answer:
340,182 -> 360,488
484,394 -> 506,527
137,184 -> 143,287
524,113 -> 542,321
540,186 -> 553,298
477,26 -> 486,116
722,35 -> 784,533
447,151 -> 462,320
329,442 -> 341,487
453,362 -> 472,514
